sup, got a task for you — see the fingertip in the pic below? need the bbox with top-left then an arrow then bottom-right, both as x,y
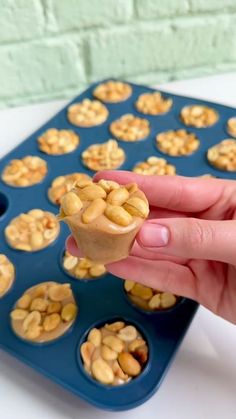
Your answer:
66,235 -> 82,257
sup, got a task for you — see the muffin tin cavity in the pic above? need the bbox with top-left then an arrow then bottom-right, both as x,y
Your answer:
0,191 -> 9,217
180,104 -> 219,128
62,250 -> 106,281
93,80 -> 132,103
1,155 -> 47,187
38,128 -> 80,155
0,254 -> 15,298
81,139 -> 125,171
135,92 -> 173,115
110,114 -> 150,142
132,156 -> 176,175
48,172 -> 91,206
156,129 -> 200,157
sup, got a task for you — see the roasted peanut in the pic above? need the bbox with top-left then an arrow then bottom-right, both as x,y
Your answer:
101,345 -> 118,361
105,321 -> 125,333
43,313 -> 61,332
89,264 -> 106,277
124,280 -> 135,292
82,198 -> 106,224
123,197 -> 149,218
118,325 -> 138,342
61,192 -> 83,216
78,185 -> 106,201
107,187 -> 129,206
91,358 -> 114,384
128,339 -> 146,352
10,309 -> 28,321
47,301 -> 62,314
61,303 -> 77,322
102,335 -> 124,353
98,179 -> 120,193
23,311 -> 41,333
48,284 -> 72,302
105,205 -> 133,226
88,328 -> 102,347
148,294 -> 161,309
130,283 -> 153,300
118,352 -> 141,376
30,298 -> 48,312
80,341 -> 95,367
161,292 -> 177,308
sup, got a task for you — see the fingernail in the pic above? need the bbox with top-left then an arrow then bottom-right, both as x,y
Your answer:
139,223 -> 169,248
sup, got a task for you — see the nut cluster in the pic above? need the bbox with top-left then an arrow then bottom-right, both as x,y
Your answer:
132,156 -> 176,175
0,254 -> 15,298
67,99 -> 109,127
38,128 -> 79,155
48,173 -> 91,205
80,321 -> 148,385
60,179 -> 149,227
226,117 -> 236,138
63,251 -> 106,279
156,129 -> 200,156
124,280 -> 178,311
207,139 -> 236,172
10,282 -> 78,342
93,81 -> 132,103
110,114 -> 150,142
82,139 -> 125,171
2,156 -> 47,187
180,105 -> 219,128
135,92 -> 173,115
5,209 -> 60,251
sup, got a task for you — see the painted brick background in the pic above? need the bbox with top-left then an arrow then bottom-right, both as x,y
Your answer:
0,0 -> 236,107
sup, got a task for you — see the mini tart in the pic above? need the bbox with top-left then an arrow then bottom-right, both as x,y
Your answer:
59,179 -> 149,264
124,280 -> 179,311
226,117 -> 236,138
156,129 -> 200,156
180,105 -> 219,128
38,128 -> 80,155
63,251 -> 106,280
1,156 -> 47,187
0,254 -> 15,298
207,139 -> 236,172
48,173 -> 91,205
135,92 -> 173,115
110,114 -> 150,142
5,209 -> 60,252
82,139 -> 125,171
67,99 -> 109,127
10,282 -> 78,343
93,80 -> 132,103
80,320 -> 148,385
132,156 -> 176,175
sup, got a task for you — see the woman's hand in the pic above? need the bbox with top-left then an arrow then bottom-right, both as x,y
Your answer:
67,171 -> 236,324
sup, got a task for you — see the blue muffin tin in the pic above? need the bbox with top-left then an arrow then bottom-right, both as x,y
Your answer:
0,80 -> 235,411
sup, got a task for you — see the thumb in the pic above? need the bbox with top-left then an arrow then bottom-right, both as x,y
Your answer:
137,218 -> 236,265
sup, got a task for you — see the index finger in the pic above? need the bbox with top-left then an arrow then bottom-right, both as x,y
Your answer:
94,171 -> 226,212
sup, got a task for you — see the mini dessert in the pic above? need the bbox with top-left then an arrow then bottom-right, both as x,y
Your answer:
226,117 -> 236,138
156,129 -> 200,156
48,173 -> 91,205
38,128 -> 79,155
132,156 -> 176,175
82,139 -> 125,171
63,250 -> 106,280
207,139 -> 236,171
59,179 -> 149,264
124,280 -> 179,311
93,81 -> 132,103
67,99 -> 109,127
110,114 -> 150,142
5,209 -> 60,252
80,320 -> 148,385
0,254 -> 15,298
180,105 -> 219,128
1,156 -> 47,187
10,282 -> 78,343
135,92 -> 173,115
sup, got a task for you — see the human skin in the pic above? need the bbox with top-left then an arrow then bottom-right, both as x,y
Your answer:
67,171 -> 236,325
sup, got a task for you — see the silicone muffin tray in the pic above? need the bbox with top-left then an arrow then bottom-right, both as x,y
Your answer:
0,80 -> 235,411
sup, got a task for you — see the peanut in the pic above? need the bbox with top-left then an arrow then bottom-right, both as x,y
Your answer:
118,325 -> 138,342
118,352 -> 141,377
161,292 -> 177,308
124,280 -> 135,292
101,345 -> 118,361
102,335 -> 124,353
61,303 -> 77,322
98,179 -> 119,193
91,358 -> 114,385
80,341 -> 95,367
130,283 -> 153,300
10,309 -> 28,321
61,192 -> 83,216
105,321 -> 125,333
107,187 -> 129,206
17,294 -> 31,309
47,301 -> 62,314
48,284 -> 72,302
148,293 -> 161,309
30,298 -> 48,312
89,264 -> 106,277
43,313 -> 61,332
105,205 -> 132,226
88,328 -> 102,347
82,198 -> 106,224
123,197 -> 149,219
128,339 -> 146,352
78,185 -> 106,201
23,311 -> 41,333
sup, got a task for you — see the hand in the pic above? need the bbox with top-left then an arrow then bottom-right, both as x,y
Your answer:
67,171 -> 236,324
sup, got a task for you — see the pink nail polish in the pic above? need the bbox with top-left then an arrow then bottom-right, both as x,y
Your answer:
139,223 -> 169,248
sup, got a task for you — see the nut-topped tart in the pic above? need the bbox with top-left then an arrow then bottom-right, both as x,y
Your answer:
59,179 -> 149,264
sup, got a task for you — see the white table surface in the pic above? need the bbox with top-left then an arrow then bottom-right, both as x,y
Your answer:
0,73 -> 236,419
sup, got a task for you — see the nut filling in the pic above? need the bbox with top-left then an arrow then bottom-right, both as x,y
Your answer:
93,81 -> 132,103
132,156 -> 176,175
10,282 -> 78,343
135,92 -> 173,115
80,321 -> 148,385
38,128 -> 80,155
0,254 -> 15,298
5,209 -> 60,251
59,179 -> 149,264
124,280 -> 179,311
226,117 -> 236,138
2,156 -> 47,187
180,105 -> 219,128
48,173 -> 91,205
63,251 -> 106,279
110,114 -> 150,142
67,99 -> 109,127
156,129 -> 200,156
82,139 -> 125,171
207,139 -> 236,172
